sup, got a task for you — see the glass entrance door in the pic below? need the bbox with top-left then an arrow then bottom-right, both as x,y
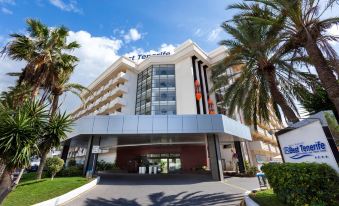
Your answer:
168,158 -> 181,173
146,153 -> 181,173
160,158 -> 168,173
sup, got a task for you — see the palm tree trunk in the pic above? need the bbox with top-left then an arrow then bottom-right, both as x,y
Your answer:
36,94 -> 60,180
305,41 -> 339,117
264,68 -> 299,122
50,94 -> 60,116
30,69 -> 47,99
0,170 -> 12,204
12,169 -> 24,189
36,149 -> 48,180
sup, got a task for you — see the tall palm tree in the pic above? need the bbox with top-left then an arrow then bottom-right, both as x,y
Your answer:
35,57 -> 86,180
213,19 -> 314,126
0,101 -> 48,204
229,0 -> 339,118
2,19 -> 79,98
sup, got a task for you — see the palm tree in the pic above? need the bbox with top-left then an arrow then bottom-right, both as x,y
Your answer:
35,113 -> 73,180
1,19 -> 84,180
228,0 -> 339,118
35,54 -> 87,180
0,101 -> 48,204
2,19 -> 79,98
296,84 -> 337,116
213,19 -> 314,126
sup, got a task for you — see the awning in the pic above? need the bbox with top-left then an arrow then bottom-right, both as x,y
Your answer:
67,114 -> 252,142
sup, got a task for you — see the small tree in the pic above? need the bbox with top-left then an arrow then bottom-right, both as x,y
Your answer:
46,157 -> 64,180
0,100 -> 48,204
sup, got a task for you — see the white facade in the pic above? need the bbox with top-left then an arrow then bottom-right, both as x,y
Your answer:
70,39 -> 281,168
72,40 -> 226,119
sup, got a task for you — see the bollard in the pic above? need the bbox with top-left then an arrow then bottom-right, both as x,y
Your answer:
256,172 -> 268,189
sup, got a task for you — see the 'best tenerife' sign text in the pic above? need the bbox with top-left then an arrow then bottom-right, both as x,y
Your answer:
128,51 -> 171,61
283,141 -> 327,159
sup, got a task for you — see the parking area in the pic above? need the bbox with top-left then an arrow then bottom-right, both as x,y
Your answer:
63,173 -> 259,206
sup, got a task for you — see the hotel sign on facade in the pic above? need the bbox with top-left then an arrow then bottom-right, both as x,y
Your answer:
128,51 -> 171,61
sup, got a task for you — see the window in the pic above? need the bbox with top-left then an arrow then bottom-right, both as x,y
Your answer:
135,64 -> 176,115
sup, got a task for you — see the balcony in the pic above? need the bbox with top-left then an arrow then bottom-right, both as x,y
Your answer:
251,131 -> 278,146
249,141 -> 279,155
115,72 -> 129,82
99,97 -> 126,114
100,85 -> 128,104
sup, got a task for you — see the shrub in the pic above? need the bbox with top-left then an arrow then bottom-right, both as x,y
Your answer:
67,159 -> 77,167
45,157 -> 64,180
262,163 -> 339,206
244,161 -> 258,176
246,166 -> 258,176
59,166 -> 83,177
96,160 -> 118,171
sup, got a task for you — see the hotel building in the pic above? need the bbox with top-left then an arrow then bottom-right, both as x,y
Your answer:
63,40 -> 281,180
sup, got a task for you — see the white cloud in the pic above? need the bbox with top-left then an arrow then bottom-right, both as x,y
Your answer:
194,28 -> 203,37
1,7 -> 12,14
0,0 -> 14,14
207,27 -> 222,42
328,25 -> 339,45
48,0 -> 82,13
0,57 -> 25,91
66,30 -> 123,86
123,28 -> 142,43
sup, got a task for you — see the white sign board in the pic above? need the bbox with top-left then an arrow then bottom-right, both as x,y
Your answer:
278,121 -> 339,173
92,145 -> 100,154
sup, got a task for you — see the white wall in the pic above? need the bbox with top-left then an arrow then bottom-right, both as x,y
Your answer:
98,136 -> 118,163
122,70 -> 137,115
175,57 -> 197,114
219,144 -> 236,171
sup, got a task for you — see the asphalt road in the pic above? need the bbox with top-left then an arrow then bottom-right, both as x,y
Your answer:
63,173 -> 259,206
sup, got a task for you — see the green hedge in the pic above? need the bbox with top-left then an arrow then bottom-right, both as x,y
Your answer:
96,160 -> 119,171
262,163 -> 339,206
58,165 -> 83,177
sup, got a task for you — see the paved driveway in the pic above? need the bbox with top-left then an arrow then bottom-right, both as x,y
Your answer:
63,173 -> 259,206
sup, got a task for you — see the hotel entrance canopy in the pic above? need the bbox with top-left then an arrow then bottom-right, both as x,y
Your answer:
67,114 -> 252,141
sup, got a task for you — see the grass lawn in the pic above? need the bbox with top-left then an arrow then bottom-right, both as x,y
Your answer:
2,173 -> 89,206
249,189 -> 287,206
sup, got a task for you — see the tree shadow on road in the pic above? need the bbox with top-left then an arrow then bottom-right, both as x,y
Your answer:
84,191 -> 243,206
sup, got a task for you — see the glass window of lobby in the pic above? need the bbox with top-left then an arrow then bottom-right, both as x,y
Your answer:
135,64 -> 176,115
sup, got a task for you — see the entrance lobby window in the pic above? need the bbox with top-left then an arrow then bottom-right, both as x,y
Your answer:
146,153 -> 181,173
135,64 -> 176,115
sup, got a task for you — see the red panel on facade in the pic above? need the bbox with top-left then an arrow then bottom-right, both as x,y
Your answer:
116,144 -> 207,172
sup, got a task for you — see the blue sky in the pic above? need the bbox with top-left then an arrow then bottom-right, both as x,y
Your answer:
0,0 -> 237,53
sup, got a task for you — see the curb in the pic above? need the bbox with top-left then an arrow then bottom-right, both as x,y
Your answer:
33,176 -> 100,206
244,190 -> 260,206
